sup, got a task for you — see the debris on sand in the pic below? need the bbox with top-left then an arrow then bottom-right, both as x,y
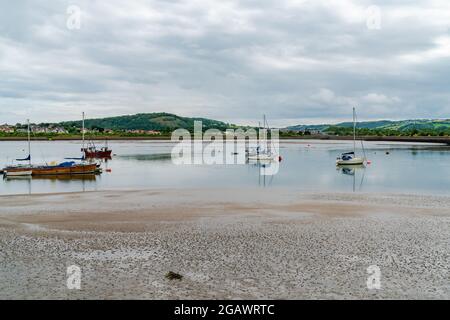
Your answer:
165,271 -> 183,281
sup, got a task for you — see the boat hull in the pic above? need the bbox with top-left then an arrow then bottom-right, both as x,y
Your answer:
4,169 -> 33,177
336,157 -> 365,165
31,163 -> 98,176
83,149 -> 112,159
247,154 -> 279,161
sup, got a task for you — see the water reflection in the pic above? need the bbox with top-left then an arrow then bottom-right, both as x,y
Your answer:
336,164 -> 366,192
248,160 -> 276,187
3,175 -> 32,194
31,174 -> 97,181
3,174 -> 98,194
1,140 -> 450,195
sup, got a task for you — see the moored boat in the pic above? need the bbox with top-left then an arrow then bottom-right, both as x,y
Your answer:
336,152 -> 364,165
2,118 -> 101,178
83,146 -> 112,159
3,166 -> 33,177
247,153 -> 281,162
30,162 -> 98,176
2,120 -> 33,177
336,107 -> 366,166
246,115 -> 281,162
81,112 -> 113,159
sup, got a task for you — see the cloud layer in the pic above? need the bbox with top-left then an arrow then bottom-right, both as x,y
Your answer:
1,0 -> 449,126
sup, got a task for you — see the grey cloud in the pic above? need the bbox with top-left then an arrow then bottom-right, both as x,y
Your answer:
0,0 -> 449,124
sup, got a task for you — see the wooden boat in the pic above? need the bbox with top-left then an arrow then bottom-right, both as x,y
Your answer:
31,162 -> 98,176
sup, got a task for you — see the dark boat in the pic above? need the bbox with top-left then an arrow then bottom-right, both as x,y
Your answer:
81,112 -> 113,159
82,146 -> 112,159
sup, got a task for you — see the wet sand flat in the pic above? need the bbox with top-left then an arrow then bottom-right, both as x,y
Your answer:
0,188 -> 449,299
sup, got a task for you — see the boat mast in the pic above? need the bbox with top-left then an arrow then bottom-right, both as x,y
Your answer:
353,107 -> 356,154
82,112 -> 85,150
263,114 -> 267,152
27,119 -> 31,166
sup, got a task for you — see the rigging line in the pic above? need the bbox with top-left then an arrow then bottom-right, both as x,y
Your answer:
264,117 -> 277,154
359,165 -> 367,191
30,126 -> 48,165
361,139 -> 367,160
269,173 -> 274,186
355,109 -> 367,160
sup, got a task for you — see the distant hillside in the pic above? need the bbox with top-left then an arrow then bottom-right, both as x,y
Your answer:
60,113 -> 234,132
287,119 -> 450,132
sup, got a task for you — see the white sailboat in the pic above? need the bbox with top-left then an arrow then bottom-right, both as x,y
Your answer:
3,120 -> 33,177
247,115 -> 280,162
336,108 -> 365,166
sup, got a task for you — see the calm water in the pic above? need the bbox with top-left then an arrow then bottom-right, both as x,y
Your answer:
1,140 -> 450,195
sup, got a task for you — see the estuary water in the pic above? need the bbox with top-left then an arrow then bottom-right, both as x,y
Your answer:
1,139 -> 449,195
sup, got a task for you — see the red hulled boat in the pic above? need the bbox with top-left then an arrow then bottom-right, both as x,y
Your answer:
82,146 -> 112,159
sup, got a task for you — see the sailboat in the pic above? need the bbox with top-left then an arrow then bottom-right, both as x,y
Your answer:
247,115 -> 280,162
3,120 -> 33,177
3,118 -> 99,177
336,107 -> 365,166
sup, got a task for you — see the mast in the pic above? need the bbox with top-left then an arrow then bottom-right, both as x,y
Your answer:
82,112 -> 85,150
27,119 -> 31,166
263,114 -> 267,152
353,107 -> 356,154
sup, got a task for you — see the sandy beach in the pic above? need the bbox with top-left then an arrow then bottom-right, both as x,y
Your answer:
0,188 -> 449,299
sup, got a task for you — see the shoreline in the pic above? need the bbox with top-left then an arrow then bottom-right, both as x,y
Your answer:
0,135 -> 449,144
0,188 -> 449,299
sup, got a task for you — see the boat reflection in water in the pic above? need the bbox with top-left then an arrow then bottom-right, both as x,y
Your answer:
248,159 -> 277,187
3,173 -> 98,194
336,164 -> 366,192
30,174 -> 97,181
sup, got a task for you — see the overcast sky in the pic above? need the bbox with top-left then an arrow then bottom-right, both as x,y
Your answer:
1,0 -> 449,126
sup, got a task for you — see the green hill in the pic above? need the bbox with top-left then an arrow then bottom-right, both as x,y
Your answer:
61,113 -> 234,132
287,119 -> 450,133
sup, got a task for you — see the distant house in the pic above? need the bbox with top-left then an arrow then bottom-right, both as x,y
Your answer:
282,128 -> 323,135
29,125 -> 68,134
126,129 -> 161,135
147,130 -> 161,135
305,129 -> 322,135
0,124 -> 15,133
